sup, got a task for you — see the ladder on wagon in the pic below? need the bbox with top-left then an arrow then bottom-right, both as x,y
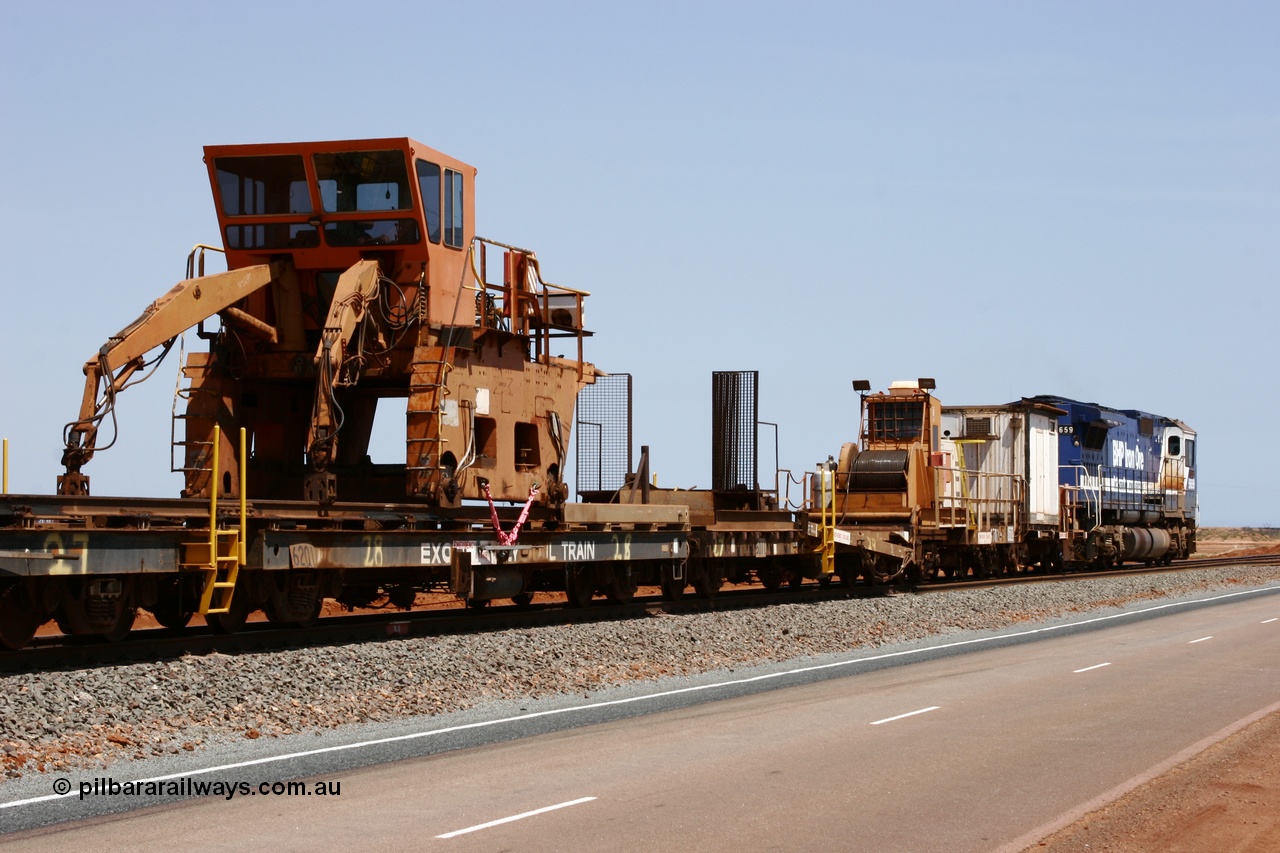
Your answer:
179,424 -> 247,615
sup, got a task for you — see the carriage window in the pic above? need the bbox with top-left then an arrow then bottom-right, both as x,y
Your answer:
443,168 -> 464,248
415,159 -> 441,243
1167,435 -> 1181,456
1185,439 -> 1195,466
313,150 -> 412,213
215,155 -> 311,215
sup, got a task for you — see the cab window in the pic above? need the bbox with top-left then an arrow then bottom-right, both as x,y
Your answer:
443,168 -> 464,248
312,150 -> 411,213
215,155 -> 311,215
415,160 -> 441,243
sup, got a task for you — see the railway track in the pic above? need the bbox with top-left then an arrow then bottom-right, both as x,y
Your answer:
915,553 -> 1280,593
3,555 -> 1276,674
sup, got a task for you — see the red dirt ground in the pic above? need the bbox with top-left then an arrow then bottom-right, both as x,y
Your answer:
1033,710 -> 1280,852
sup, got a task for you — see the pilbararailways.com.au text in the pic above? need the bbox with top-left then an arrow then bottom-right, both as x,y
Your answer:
60,776 -> 341,801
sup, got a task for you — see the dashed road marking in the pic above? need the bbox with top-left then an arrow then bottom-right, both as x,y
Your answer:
436,796 -> 596,839
1263,618 -> 1278,624
870,706 -> 940,725
1188,636 -> 1213,644
4,583 -> 1277,813
1073,662 -> 1112,673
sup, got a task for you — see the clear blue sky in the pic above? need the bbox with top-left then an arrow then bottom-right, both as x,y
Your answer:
1,1 -> 1276,525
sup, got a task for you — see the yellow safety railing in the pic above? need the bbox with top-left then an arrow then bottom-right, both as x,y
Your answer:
951,440 -> 980,530
2,438 -> 8,494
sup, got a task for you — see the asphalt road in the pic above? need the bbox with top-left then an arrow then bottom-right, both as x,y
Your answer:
3,588 -> 1278,851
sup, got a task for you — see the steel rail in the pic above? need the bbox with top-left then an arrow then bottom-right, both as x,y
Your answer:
3,555 -> 1275,673
910,553 -> 1280,593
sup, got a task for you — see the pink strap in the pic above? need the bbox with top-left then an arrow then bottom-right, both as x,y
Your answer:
481,482 -> 540,545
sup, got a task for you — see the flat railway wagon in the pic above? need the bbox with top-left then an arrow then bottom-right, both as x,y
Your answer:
576,371 -> 818,599
0,136 -> 703,650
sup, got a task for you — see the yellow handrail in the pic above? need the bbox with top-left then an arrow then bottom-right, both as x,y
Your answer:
206,425 -> 247,558
210,425 -> 219,555
818,467 -> 836,575
196,425 -> 247,615
239,427 -> 247,564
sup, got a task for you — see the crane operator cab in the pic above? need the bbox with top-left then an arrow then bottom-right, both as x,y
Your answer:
59,138 -> 593,508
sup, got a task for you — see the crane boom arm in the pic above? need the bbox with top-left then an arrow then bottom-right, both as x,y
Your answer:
59,263 -> 280,492
305,260 -> 382,473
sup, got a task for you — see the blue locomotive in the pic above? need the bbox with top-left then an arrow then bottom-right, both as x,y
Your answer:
1031,396 -> 1198,566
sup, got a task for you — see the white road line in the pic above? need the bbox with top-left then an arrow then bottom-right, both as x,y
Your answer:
870,706 -> 940,725
1263,618 -> 1278,624
436,797 -> 596,839
1073,662 -> 1112,673
1188,636 -> 1213,644
4,582 -> 1278,813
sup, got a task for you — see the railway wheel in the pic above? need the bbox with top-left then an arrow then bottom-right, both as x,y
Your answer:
387,584 -> 417,610
970,552 -> 990,580
98,606 -> 137,643
510,592 -> 535,608
152,603 -> 194,631
271,594 -> 322,629
660,560 -> 686,601
565,565 -> 595,608
758,563 -> 785,591
466,597 -> 491,610
207,593 -> 253,634
0,583 -> 42,651
838,554 -> 866,588
266,574 -> 323,629
692,562 -> 722,599
151,581 -> 194,630
605,568 -> 637,604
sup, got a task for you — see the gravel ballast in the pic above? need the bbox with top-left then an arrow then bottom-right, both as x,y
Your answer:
3,565 -> 1279,783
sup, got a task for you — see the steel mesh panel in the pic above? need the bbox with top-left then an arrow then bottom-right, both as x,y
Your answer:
712,370 -> 758,491
575,373 -> 632,495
